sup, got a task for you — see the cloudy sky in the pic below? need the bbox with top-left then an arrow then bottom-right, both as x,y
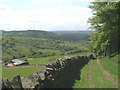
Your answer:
0,0 -> 94,31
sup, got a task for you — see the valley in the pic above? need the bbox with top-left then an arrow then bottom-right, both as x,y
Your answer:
2,30 -> 91,80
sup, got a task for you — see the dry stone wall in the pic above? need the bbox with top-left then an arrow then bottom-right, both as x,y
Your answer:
2,54 -> 93,89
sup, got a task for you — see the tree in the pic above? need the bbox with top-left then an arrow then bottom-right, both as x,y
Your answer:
88,1 -> 120,56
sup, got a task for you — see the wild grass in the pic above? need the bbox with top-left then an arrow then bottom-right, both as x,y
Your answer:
99,54 -> 119,81
73,61 -> 90,88
91,60 -> 115,88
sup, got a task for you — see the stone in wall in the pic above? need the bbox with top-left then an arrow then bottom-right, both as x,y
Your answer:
21,77 -> 34,88
9,75 -> 23,88
2,78 -> 12,88
88,54 -> 94,59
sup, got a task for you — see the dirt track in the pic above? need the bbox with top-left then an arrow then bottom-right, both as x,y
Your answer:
97,59 -> 118,88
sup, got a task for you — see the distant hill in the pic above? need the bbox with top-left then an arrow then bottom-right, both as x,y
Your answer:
51,31 -> 91,41
2,30 -> 60,39
2,30 -> 91,41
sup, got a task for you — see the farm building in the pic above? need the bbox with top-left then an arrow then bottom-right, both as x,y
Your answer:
7,63 -> 14,67
7,59 -> 29,66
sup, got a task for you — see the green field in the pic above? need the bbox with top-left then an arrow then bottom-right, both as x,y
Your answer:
2,30 -> 91,80
2,35 -> 89,62
2,65 -> 43,80
2,52 -> 90,80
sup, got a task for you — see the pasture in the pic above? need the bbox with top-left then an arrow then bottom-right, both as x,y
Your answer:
2,52 -> 90,80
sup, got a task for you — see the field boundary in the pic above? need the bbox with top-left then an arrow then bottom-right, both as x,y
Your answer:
2,55 -> 91,88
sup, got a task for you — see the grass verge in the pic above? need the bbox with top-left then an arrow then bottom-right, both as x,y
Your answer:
72,61 -> 91,88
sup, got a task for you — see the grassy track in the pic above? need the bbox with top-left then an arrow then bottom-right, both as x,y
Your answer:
99,54 -> 118,81
91,60 -> 115,88
73,53 -> 118,88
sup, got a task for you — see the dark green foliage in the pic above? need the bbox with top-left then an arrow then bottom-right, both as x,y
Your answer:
88,2 -> 120,56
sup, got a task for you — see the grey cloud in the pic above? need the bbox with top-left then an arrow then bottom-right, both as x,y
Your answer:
0,7 -> 7,10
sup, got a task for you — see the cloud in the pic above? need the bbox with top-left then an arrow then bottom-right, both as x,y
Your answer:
0,2 -> 92,30
0,4 -> 12,11
0,0 -> 11,2
32,0 -> 95,3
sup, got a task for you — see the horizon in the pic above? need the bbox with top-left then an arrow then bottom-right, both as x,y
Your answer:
1,29 -> 92,32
